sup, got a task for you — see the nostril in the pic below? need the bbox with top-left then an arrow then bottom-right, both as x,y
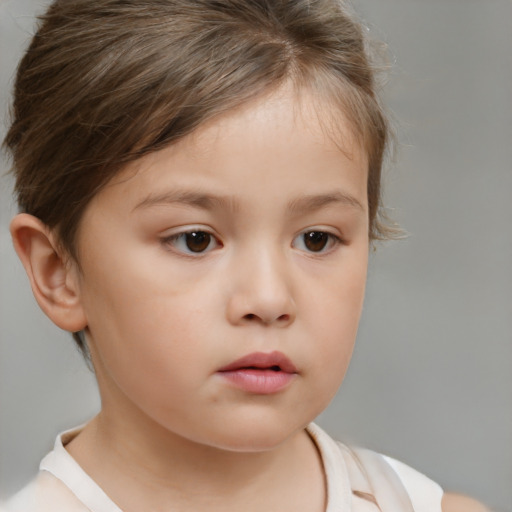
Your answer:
241,313 -> 292,324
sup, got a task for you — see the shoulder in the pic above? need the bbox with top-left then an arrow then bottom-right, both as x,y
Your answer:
442,493 -> 491,512
383,456 -> 490,511
382,453 -> 444,503
3,471 -> 88,512
307,423 -> 443,512
350,448 -> 444,512
345,448 -> 490,512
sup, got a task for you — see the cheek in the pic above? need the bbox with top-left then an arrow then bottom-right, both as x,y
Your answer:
79,265 -> 186,386
81,243 -> 196,337
301,306 -> 359,415
80,249 -> 221,373
305,252 -> 367,334
301,254 -> 367,394
85,293 -> 206,419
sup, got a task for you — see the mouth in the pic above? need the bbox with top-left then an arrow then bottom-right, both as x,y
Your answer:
218,351 -> 297,374
217,351 -> 297,394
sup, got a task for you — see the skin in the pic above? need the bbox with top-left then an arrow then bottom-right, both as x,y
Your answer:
10,85 -> 488,512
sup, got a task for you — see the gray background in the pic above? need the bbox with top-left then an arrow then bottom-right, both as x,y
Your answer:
1,0 -> 511,509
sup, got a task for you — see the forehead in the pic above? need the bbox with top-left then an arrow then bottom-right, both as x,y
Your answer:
88,84 -> 368,215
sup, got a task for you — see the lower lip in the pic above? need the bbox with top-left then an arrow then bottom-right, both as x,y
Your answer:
218,369 -> 296,394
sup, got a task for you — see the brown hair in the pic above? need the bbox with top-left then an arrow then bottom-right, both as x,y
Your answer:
4,0 -> 394,354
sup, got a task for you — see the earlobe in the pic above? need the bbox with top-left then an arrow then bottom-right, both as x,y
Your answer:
10,213 -> 87,333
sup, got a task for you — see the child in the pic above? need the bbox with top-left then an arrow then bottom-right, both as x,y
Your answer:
2,1 -> 489,511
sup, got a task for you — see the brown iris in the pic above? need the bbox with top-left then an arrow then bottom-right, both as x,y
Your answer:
303,231 -> 329,252
185,231 -> 211,252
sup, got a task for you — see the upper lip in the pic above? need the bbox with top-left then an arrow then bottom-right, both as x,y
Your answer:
218,351 -> 297,374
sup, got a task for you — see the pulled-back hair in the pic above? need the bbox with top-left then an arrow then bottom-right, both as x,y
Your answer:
4,0 -> 393,354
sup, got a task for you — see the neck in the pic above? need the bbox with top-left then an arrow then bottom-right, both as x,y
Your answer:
66,411 -> 325,512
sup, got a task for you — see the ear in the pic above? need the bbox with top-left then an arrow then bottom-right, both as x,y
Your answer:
10,213 -> 87,333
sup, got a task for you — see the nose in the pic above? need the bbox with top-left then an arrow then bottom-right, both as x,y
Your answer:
226,247 -> 296,327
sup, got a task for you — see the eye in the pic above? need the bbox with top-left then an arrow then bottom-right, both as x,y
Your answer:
162,230 -> 220,254
293,230 -> 341,253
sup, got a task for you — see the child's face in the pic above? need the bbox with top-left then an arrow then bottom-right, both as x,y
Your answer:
75,86 -> 369,451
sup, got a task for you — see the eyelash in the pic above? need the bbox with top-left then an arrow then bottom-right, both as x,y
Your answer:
161,229 -> 221,255
160,229 -> 343,256
292,230 -> 343,254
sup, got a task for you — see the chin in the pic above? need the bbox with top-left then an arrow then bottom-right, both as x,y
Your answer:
191,415 -> 309,453
208,432 -> 296,453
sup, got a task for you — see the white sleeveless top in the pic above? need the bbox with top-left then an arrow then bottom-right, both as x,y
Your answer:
4,423 -> 443,512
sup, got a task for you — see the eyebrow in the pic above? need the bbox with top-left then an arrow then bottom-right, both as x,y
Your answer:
132,190 -> 238,213
133,189 -> 365,214
287,192 -> 365,215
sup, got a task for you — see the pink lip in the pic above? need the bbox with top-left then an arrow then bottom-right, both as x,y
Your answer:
217,351 -> 298,394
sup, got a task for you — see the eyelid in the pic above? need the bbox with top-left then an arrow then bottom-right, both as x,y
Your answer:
160,224 -> 216,238
292,228 -> 345,254
160,226 -> 222,256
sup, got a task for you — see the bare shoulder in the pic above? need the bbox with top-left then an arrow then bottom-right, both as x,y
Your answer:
442,492 -> 491,512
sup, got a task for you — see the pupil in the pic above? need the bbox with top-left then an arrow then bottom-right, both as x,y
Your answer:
185,232 -> 210,252
304,231 -> 328,252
